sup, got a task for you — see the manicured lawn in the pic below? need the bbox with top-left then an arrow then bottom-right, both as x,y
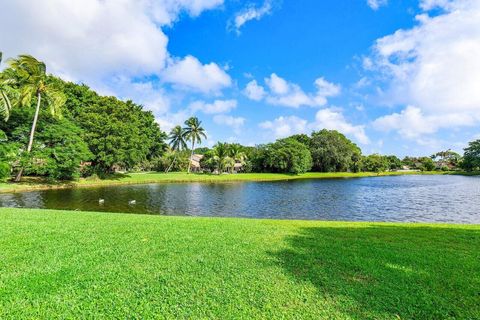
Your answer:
0,171 -> 446,193
1,208 -> 479,319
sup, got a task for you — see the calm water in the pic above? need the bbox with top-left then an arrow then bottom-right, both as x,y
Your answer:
1,175 -> 479,223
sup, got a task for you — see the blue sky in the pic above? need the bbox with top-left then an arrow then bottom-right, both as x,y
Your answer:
1,0 -> 479,156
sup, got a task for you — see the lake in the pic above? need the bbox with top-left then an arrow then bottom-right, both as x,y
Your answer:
1,175 -> 479,223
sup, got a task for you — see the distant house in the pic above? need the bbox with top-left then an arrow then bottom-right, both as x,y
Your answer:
396,165 -> 420,172
233,162 -> 244,173
190,154 -> 204,172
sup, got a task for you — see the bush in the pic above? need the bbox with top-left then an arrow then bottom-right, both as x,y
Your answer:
0,162 -> 10,182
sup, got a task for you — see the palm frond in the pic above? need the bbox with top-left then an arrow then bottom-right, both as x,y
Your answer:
0,90 -> 12,121
44,87 -> 66,117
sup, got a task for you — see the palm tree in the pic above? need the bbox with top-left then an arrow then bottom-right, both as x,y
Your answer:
7,55 -> 66,181
0,52 -> 15,122
183,117 -> 207,173
212,142 -> 231,173
165,125 -> 187,173
228,143 -> 247,173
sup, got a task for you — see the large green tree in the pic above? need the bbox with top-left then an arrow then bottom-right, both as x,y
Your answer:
361,154 -> 389,173
310,129 -> 361,172
183,117 -> 207,173
51,79 -> 166,173
255,138 -> 312,174
5,55 -> 66,181
76,97 -> 165,173
2,107 -> 91,180
462,140 -> 480,171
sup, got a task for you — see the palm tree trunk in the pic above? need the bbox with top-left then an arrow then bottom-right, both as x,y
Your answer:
15,92 -> 41,182
165,154 -> 177,173
188,139 -> 195,174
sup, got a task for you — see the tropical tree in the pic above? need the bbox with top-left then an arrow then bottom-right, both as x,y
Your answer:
165,125 -> 187,173
0,52 -> 15,122
228,143 -> 247,173
6,55 -> 66,181
360,154 -> 389,173
310,129 -> 361,172
462,139 -> 480,171
183,117 -> 207,173
214,142 -> 233,173
254,138 -> 312,174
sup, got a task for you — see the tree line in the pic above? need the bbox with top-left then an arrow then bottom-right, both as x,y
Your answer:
1,53 -> 479,181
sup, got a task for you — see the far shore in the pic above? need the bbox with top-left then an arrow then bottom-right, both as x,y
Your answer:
1,170 -> 475,194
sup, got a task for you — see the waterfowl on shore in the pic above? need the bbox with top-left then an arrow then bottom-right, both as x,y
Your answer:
98,199 -> 105,204
128,200 -> 136,205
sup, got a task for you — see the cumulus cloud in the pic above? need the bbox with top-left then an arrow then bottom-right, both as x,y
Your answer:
313,109 -> 370,144
259,116 -> 309,138
259,108 -> 369,144
162,55 -> 232,94
419,0 -> 455,10
213,115 -> 246,134
244,80 -> 267,101
245,73 -> 341,108
368,0 -> 480,139
367,0 -> 388,10
230,0 -> 273,34
189,99 -> 237,114
373,106 -> 477,139
156,108 -> 194,133
0,1 -> 224,83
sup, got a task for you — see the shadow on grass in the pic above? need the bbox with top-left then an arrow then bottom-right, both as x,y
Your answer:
96,173 -> 131,181
272,225 -> 480,319
8,176 -> 72,186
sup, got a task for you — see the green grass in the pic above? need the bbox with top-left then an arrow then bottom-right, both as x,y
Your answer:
1,208 -> 479,319
0,171 -> 447,193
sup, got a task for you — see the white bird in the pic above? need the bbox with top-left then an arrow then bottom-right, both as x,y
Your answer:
99,199 -> 105,204
128,200 -> 136,205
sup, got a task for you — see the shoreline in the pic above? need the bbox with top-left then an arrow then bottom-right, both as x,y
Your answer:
0,171 -> 469,194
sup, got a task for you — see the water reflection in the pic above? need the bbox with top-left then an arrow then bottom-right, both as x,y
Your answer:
1,175 -> 479,223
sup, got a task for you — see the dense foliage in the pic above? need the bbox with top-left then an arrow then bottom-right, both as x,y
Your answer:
0,54 -> 167,180
3,109 -> 92,179
250,138 -> 312,174
309,130 -> 362,172
0,52 -> 476,181
462,140 -> 480,171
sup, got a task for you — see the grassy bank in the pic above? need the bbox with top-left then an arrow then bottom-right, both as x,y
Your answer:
0,171 -> 447,193
1,208 -> 479,319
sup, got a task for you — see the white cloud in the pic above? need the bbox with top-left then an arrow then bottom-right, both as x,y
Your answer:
110,77 -> 172,114
419,0 -> 455,10
313,77 -> 342,105
231,0 -> 273,34
190,99 -> 237,114
0,0 -> 224,85
259,116 -> 308,138
265,73 -> 290,95
368,0 -> 480,139
367,0 -> 388,10
313,109 -> 370,144
244,80 -> 266,101
162,55 -> 232,94
156,108 -> 193,133
373,105 -> 477,139
372,0 -> 480,113
259,109 -> 369,144
213,115 -> 246,134
246,73 -> 341,108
